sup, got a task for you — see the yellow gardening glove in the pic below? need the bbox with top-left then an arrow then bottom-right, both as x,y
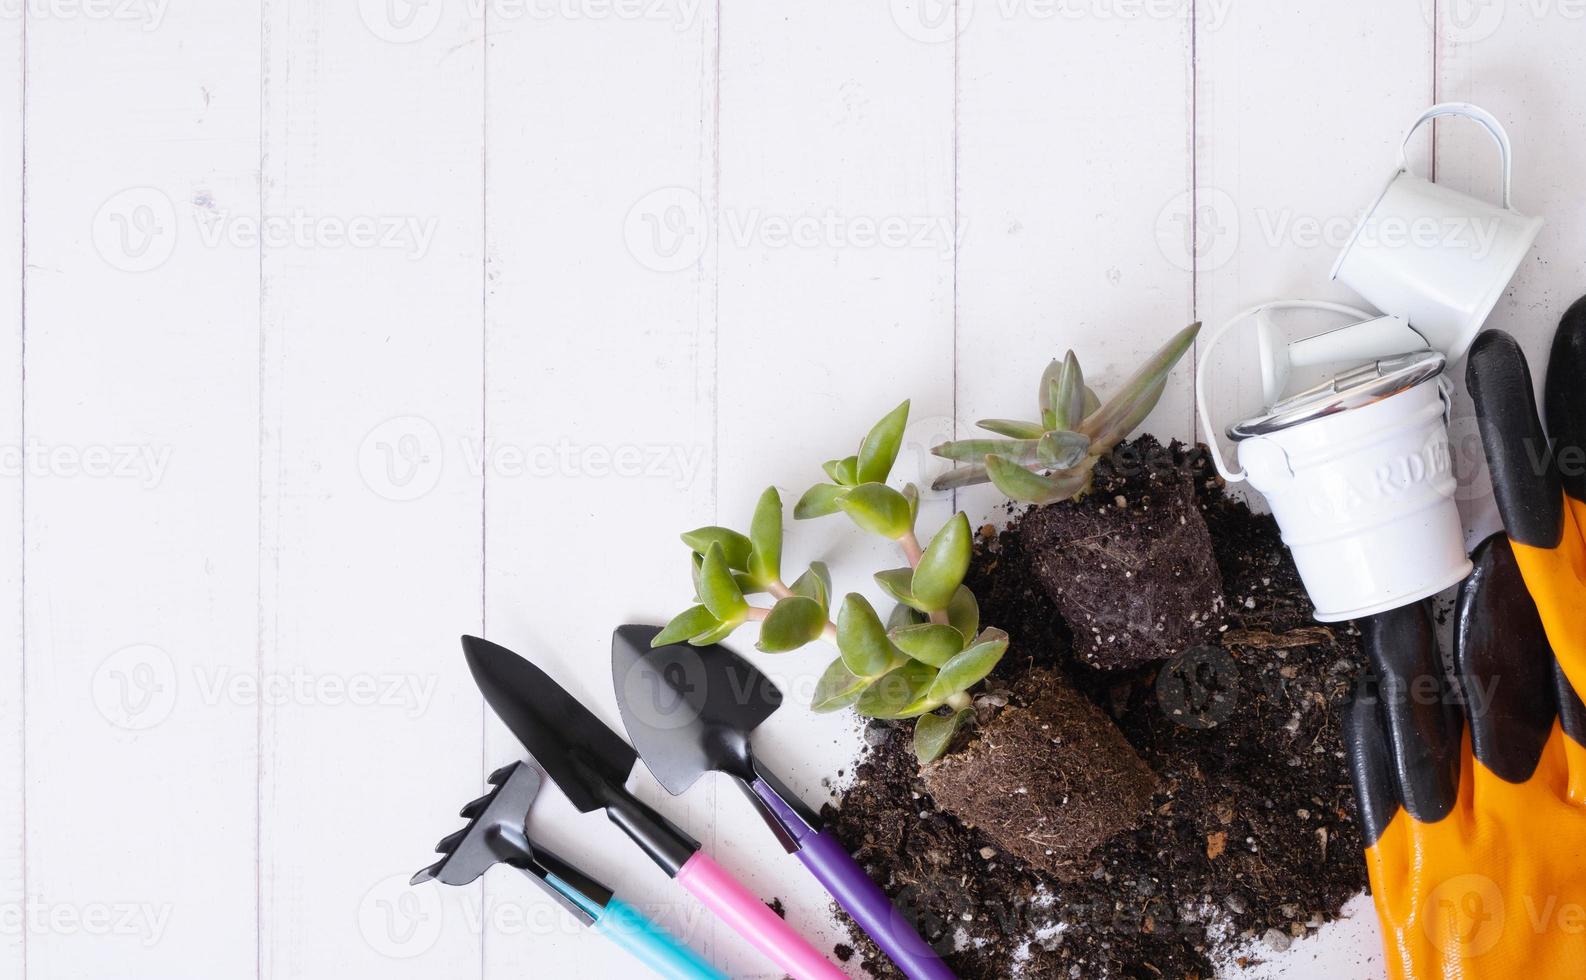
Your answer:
1343,303 -> 1586,980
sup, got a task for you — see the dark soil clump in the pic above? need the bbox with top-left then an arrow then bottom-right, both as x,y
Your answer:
1020,450 -> 1225,668
923,669 -> 1157,880
821,437 -> 1367,978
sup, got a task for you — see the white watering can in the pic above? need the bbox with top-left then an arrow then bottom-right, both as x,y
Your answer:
1330,102 -> 1543,362
1199,301 -> 1469,622
1195,102 -> 1540,623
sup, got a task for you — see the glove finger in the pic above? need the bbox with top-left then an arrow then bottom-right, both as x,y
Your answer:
1552,661 -> 1586,806
1546,295 -> 1586,511
1467,330 -> 1564,549
1558,659 -> 1586,748
1362,602 -> 1462,823
1344,672 -> 1404,848
1454,534 -> 1556,783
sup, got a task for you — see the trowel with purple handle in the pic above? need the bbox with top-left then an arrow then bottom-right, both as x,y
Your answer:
612,624 -> 957,980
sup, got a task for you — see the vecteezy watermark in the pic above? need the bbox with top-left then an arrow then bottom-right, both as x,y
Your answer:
91,644 -> 179,731
1155,187 -> 1238,273
458,438 -> 708,487
0,440 -> 172,489
359,873 -> 446,959
357,415 -> 709,502
624,187 -> 710,274
359,416 -> 446,503
191,667 -> 437,718
1423,0 -> 1507,43
1424,874 -> 1505,956
1430,0 -> 1586,42
0,899 -> 174,948
890,0 -> 1235,44
1155,645 -> 1238,729
0,0 -> 171,30
190,208 -> 438,258
359,870 -> 709,958
92,188 -> 178,273
92,649 -> 439,731
93,188 -> 438,272
888,0 -> 968,44
358,0 -> 704,43
1154,188 -> 1508,273
623,186 -> 957,273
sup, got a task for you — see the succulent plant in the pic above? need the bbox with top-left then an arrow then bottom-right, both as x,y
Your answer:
657,400 -> 1007,765
931,322 -> 1201,503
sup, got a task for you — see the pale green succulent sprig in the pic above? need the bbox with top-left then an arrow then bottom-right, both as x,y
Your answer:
931,322 -> 1201,503
655,401 -> 1006,764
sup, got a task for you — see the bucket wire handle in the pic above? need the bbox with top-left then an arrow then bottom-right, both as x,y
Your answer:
1397,102 -> 1515,210
1196,300 -> 1376,484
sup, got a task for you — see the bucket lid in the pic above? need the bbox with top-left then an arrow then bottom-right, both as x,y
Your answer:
1228,350 -> 1445,440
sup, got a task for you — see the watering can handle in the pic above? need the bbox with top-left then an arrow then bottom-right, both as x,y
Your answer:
1196,300 -> 1376,483
1398,102 -> 1515,210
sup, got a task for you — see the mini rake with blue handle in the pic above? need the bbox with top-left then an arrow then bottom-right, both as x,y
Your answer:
412,761 -> 725,980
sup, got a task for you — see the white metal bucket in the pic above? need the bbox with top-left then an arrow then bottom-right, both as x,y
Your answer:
1198,302 -> 1472,622
1331,103 -> 1543,364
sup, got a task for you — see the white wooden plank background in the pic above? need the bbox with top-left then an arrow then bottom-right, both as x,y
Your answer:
1,6 -> 20,980
4,2 -> 1581,977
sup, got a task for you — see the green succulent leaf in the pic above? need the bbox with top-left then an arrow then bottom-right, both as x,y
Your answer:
889,623 -> 968,668
914,708 -> 974,764
857,399 -> 910,485
933,438 -> 1039,464
1084,378 -> 1167,455
812,658 -> 871,713
911,513 -> 971,612
976,418 -> 1047,439
836,593 -> 899,677
689,551 -> 705,601
1083,385 -> 1102,417
946,586 -> 979,643
698,542 -> 749,621
1053,351 -> 1086,430
1037,430 -> 1090,469
931,464 -> 992,492
856,661 -> 939,720
811,561 -> 833,601
837,483 -> 914,539
756,595 -> 827,653
888,602 -> 927,630
1081,322 -> 1200,451
652,605 -> 722,647
928,627 -> 1009,701
690,617 -> 741,645
733,572 -> 763,596
790,562 -> 832,610
1044,380 -> 1063,431
875,567 -> 924,611
794,483 -> 849,520
984,454 -> 1068,504
681,527 -> 752,570
1038,358 -> 1064,430
824,455 -> 860,487
902,482 -> 920,526
748,487 -> 782,586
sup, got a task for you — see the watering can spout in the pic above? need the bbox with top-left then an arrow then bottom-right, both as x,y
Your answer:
1259,314 -> 1429,407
